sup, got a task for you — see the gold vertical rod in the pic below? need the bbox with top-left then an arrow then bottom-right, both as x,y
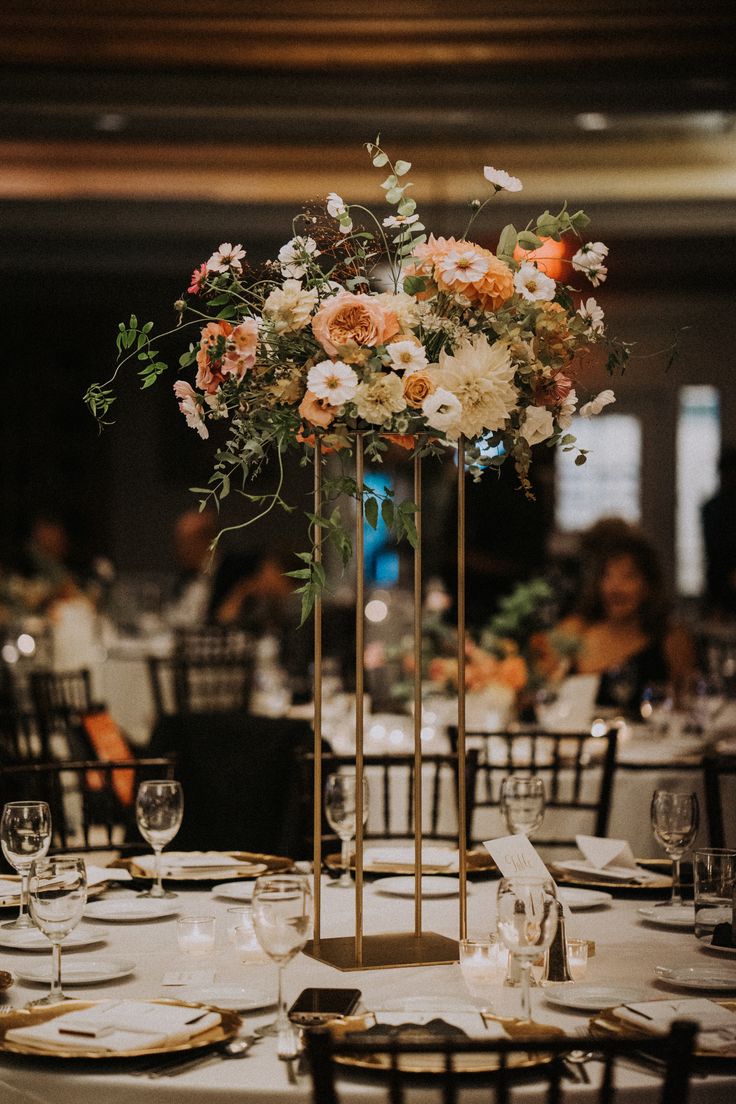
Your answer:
354,434 -> 365,966
457,435 -> 468,941
312,438 -> 323,950
413,448 -> 423,938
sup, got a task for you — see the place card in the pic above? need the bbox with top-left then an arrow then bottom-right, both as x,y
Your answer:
161,969 -> 216,987
482,834 -> 552,880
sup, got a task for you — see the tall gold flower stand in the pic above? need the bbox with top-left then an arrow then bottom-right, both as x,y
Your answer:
303,434 -> 469,970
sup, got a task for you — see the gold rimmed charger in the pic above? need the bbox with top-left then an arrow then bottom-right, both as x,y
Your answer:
0,999 -> 241,1059
589,999 -> 736,1059
549,858 -> 673,893
114,850 -> 292,884
327,1011 -> 564,1075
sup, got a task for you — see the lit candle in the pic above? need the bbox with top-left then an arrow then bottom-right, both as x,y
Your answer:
177,916 -> 216,957
566,938 -> 588,980
459,939 -> 509,998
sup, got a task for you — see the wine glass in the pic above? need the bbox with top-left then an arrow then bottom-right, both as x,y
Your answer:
0,801 -> 52,930
135,780 -> 184,898
28,856 -> 87,1005
325,772 -> 369,888
650,790 -> 699,906
495,874 -> 558,1023
499,775 -> 545,838
251,874 -> 312,1049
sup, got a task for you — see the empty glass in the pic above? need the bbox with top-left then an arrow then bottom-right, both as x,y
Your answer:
650,790 -> 699,906
694,848 -> 736,941
325,772 -> 369,888
496,874 -> 558,1022
500,775 -> 545,838
135,780 -> 184,898
1,801 -> 51,930
28,857 -> 87,1005
251,874 -> 312,1045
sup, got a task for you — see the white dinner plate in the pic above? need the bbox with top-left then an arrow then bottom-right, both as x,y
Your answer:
210,881 -> 255,903
0,927 -> 107,952
700,941 -> 736,958
557,887 -> 612,911
84,899 -> 179,923
371,876 -> 462,899
654,965 -> 736,991
14,958 -> 136,986
543,986 -> 650,1012
637,905 -> 694,929
176,984 -> 275,1012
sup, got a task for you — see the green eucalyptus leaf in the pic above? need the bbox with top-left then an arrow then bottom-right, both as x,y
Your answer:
394,159 -> 412,177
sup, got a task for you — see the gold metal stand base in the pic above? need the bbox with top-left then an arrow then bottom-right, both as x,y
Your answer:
303,932 -> 459,971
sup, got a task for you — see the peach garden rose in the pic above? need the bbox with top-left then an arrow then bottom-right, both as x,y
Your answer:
311,290 -> 400,360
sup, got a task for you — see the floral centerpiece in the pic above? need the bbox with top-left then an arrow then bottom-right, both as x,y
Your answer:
85,140 -> 626,620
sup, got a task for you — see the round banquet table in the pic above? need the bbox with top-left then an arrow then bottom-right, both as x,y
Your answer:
0,874 -> 734,1103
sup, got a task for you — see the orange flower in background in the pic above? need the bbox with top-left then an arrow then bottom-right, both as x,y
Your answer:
384,433 -> 416,451
311,291 -> 400,360
411,235 -> 514,312
195,320 -> 233,393
497,655 -> 528,692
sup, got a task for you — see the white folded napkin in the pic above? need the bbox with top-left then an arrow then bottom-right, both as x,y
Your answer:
86,865 -> 132,886
134,852 -> 258,876
0,879 -> 21,898
365,847 -> 456,869
613,998 -> 736,1052
5,1000 -> 221,1054
373,1011 -> 506,1040
554,836 -> 656,883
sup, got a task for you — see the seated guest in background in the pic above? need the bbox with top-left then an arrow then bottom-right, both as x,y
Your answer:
166,508 -> 220,627
556,519 -> 695,713
11,512 -> 113,614
702,447 -> 736,619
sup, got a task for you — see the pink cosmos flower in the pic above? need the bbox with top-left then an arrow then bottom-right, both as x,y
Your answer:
187,263 -> 208,296
173,380 -> 208,439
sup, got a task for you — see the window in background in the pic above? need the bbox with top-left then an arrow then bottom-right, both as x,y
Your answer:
555,414 -> 642,531
676,385 -> 720,596
363,471 -> 399,587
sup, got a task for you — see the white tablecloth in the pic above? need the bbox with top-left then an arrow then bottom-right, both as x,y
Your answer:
0,875 -> 734,1102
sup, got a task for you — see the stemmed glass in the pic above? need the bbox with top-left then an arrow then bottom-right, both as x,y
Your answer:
650,790 -> 699,906
1,801 -> 51,930
325,772 -> 369,888
135,780 -> 183,898
500,775 -> 545,838
28,857 -> 87,1005
496,874 -> 558,1023
251,874 -> 312,1051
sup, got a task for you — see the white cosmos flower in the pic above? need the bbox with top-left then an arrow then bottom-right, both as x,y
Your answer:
579,389 -> 616,418
483,166 -> 523,192
520,405 -> 555,446
577,297 -> 605,336
557,388 -> 578,430
353,372 -> 405,424
434,334 -> 517,439
383,214 -> 419,229
173,380 -> 208,439
206,242 -> 246,274
422,387 -> 462,437
278,236 -> 320,279
572,243 -> 609,287
263,280 -> 318,334
326,192 -> 353,234
386,340 -> 428,374
307,359 -> 358,405
514,262 -> 556,302
438,250 -> 490,285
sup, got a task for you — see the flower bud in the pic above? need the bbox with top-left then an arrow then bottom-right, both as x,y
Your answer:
174,299 -> 186,312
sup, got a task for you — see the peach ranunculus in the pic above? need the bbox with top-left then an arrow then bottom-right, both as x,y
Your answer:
195,320 -> 233,393
410,235 -> 514,313
298,389 -> 338,429
311,291 -> 400,361
403,370 -> 436,409
222,318 -> 259,381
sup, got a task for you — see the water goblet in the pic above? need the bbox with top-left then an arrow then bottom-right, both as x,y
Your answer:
499,775 -> 545,838
28,856 -> 87,1005
135,779 -> 183,898
495,874 -> 558,1023
1,801 -> 51,930
325,772 -> 369,888
251,873 -> 312,1046
650,789 -> 699,906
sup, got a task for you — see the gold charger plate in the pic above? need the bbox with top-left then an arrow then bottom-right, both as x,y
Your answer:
328,1012 -> 563,1075
589,999 -> 736,1059
114,850 -> 292,883
549,858 -> 673,893
0,998 -> 241,1059
326,849 -> 497,877
0,881 -> 106,910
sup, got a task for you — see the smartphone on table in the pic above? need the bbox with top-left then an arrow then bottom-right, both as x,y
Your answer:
287,987 -> 362,1025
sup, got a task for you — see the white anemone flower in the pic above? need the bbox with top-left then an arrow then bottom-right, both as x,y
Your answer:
438,250 -> 490,285
520,405 -> 555,446
579,389 -> 616,418
353,372 -> 406,424
278,236 -> 320,279
422,387 -> 462,437
205,242 -> 246,274
483,166 -> 523,192
577,297 -> 605,336
386,340 -> 428,374
513,262 -> 556,302
572,243 -> 609,287
434,334 -> 517,438
307,359 -> 358,405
